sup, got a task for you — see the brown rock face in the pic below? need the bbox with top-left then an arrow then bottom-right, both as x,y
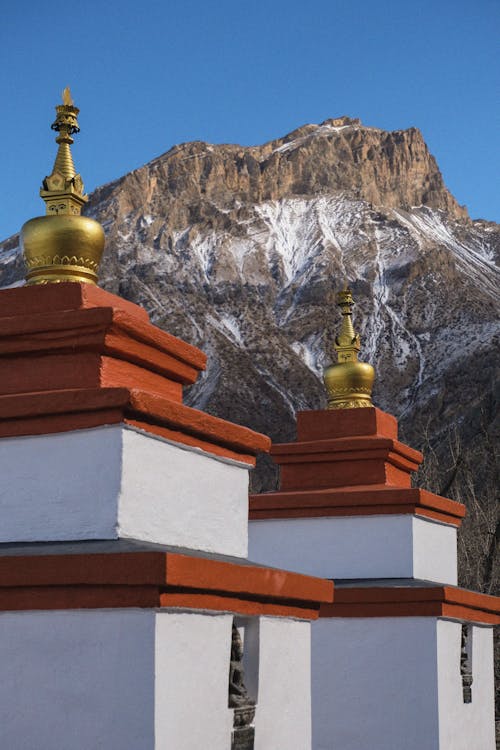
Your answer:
91,117 -> 466,236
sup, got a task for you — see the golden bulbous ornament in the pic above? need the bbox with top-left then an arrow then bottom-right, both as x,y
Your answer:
324,359 -> 374,409
22,214 -> 104,285
323,286 -> 375,409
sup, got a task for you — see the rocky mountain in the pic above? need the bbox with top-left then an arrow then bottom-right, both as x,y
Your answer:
1,115 -> 498,593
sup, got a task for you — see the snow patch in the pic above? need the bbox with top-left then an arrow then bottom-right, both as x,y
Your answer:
393,208 -> 499,298
206,313 -> 244,347
0,244 -> 21,264
0,279 -> 25,290
187,233 -> 216,280
291,332 -> 324,377
220,314 -> 244,345
272,124 -> 349,155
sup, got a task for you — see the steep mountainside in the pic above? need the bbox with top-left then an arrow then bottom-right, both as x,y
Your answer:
1,116 -> 498,592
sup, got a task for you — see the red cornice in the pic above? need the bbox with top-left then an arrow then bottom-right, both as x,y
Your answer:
272,435 -> 422,491
0,550 -> 334,620
0,282 -> 150,322
0,305 -> 205,383
296,407 -> 398,441
320,585 -> 500,625
272,436 -> 422,465
249,485 -> 465,527
0,387 -> 270,465
0,284 -> 270,465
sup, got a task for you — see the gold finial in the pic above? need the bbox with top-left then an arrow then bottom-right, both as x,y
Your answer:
41,86 -> 86,215
21,89 -> 105,285
323,285 -> 375,409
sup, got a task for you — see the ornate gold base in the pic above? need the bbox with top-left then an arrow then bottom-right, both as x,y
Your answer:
327,398 -> 373,410
25,265 -> 97,285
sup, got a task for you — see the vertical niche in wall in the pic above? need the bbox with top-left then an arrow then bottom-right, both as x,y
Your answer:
460,623 -> 473,704
228,617 -> 259,750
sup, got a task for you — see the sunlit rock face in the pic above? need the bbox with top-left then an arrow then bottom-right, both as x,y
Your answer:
1,117 -> 499,494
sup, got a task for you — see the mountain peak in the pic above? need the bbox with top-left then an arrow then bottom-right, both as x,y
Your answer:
96,118 -> 466,224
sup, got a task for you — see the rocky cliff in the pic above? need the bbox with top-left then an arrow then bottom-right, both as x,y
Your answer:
90,116 -> 467,223
1,116 -> 498,591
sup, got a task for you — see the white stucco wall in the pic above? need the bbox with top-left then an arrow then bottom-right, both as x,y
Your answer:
0,608 -> 314,750
311,617 -> 440,750
249,514 -> 457,582
119,427 -> 249,555
0,610 -> 156,750
437,620 -> 495,750
155,611 -> 234,749
412,516 -> 457,585
0,427 -> 122,542
0,425 -> 249,556
255,617 -> 312,750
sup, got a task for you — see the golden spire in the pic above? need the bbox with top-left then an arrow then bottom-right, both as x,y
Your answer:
21,88 -> 105,285
323,285 -> 375,409
40,87 -> 87,216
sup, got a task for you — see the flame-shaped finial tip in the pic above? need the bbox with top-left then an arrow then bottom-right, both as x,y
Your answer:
62,87 -> 74,106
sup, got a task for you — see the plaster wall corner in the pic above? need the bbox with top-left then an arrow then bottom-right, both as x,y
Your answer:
118,426 -> 249,556
411,516 -> 458,584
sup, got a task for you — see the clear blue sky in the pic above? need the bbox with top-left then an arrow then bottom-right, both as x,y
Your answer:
1,0 -> 498,240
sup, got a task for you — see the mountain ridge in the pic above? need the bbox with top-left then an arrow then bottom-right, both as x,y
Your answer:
87,116 -> 468,225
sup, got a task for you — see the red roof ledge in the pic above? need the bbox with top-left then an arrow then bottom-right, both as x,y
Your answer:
0,550 -> 334,620
320,583 -> 499,625
0,281 -> 151,323
125,389 -> 271,464
0,387 -> 270,466
249,485 -> 466,527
